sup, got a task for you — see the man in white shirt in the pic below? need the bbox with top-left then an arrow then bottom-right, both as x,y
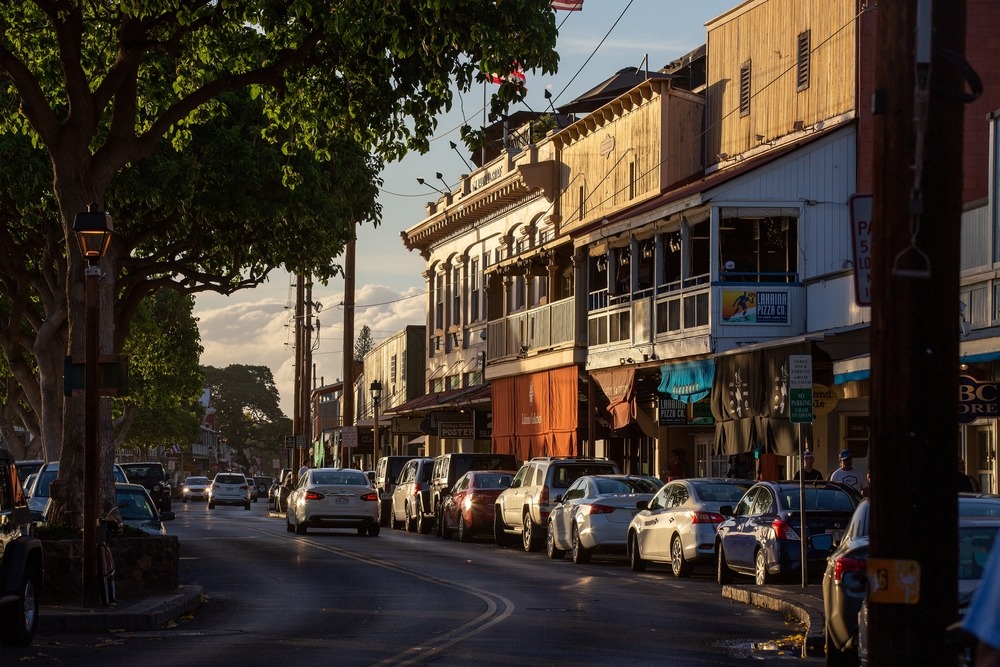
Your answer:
829,450 -> 862,492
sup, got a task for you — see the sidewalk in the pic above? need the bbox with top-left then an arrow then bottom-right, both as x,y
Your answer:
38,585 -> 204,634
722,583 -> 826,658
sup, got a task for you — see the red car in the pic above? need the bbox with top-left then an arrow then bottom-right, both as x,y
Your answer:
440,471 -> 514,542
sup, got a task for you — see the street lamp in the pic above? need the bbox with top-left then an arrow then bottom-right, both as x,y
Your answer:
370,379 -> 382,466
73,203 -> 113,607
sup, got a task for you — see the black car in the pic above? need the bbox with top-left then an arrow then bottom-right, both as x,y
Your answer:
254,476 -> 273,499
0,447 -> 43,646
118,462 -> 172,512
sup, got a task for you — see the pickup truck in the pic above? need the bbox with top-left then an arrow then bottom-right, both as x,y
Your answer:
0,446 -> 43,646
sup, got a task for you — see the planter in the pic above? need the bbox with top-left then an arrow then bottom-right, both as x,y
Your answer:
41,536 -> 180,604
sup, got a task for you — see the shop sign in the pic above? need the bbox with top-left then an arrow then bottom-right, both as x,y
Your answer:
959,375 -> 1000,424
812,384 -> 839,416
439,422 -> 475,438
658,396 -> 688,425
721,290 -> 789,324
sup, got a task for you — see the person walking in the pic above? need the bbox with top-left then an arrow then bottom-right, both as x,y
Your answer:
959,457 -> 981,492
793,450 -> 824,481
667,449 -> 688,481
829,450 -> 863,492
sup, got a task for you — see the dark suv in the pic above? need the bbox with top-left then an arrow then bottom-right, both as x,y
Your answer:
119,462 -> 172,512
0,447 -> 43,646
430,453 -> 518,536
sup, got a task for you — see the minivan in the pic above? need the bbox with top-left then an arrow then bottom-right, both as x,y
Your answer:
388,457 -> 435,534
374,456 -> 417,526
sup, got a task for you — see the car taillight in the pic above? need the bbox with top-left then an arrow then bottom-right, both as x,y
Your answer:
772,518 -> 800,540
540,485 -> 549,505
834,556 -> 867,582
361,492 -> 378,502
304,491 -> 324,500
413,482 -> 423,495
691,511 -> 725,524
579,503 -> 616,515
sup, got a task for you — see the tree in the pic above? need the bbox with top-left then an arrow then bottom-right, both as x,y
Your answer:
204,365 -> 291,473
0,2 -> 558,526
355,325 -> 375,362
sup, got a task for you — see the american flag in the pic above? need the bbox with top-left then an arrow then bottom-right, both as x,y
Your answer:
551,0 -> 583,10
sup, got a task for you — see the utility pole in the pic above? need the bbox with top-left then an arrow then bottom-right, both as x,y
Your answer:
342,236 -> 357,467
292,274 -> 304,482
303,279 -> 314,468
869,0 -> 965,664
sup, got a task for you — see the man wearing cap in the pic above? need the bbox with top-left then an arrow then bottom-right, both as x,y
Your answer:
793,450 -> 824,481
829,450 -> 863,492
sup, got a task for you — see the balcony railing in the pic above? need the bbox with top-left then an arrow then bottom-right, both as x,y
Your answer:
486,296 -> 576,361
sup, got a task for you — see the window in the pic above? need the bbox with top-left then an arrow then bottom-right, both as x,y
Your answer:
390,355 -> 397,383
452,266 -> 461,326
629,162 -> 636,200
796,30 -> 811,91
739,60 -> 752,116
435,273 -> 444,330
719,215 -> 798,282
470,258 -> 480,322
578,184 -> 585,220
402,350 -> 407,380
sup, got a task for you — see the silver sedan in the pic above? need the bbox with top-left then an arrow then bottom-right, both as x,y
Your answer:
627,477 -> 751,577
546,474 -> 661,564
286,468 -> 380,536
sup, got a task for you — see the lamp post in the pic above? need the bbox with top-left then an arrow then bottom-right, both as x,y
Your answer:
73,203 -> 113,607
370,379 -> 382,466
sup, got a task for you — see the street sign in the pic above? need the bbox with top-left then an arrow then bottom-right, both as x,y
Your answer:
849,194 -> 873,306
341,425 -> 358,448
789,355 -> 814,424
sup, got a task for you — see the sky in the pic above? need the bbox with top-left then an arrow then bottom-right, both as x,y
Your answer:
194,0 -> 738,414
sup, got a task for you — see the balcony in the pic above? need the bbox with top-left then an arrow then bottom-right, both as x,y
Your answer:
486,297 -> 576,361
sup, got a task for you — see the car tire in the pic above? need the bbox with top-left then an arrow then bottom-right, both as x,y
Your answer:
379,502 -> 389,527
286,517 -> 294,532
367,523 -> 380,537
494,511 -> 512,547
244,501 -> 251,510
417,511 -> 432,535
671,535 -> 693,578
390,501 -> 400,530
522,513 -> 542,553
628,532 -> 646,572
405,506 -> 416,533
717,542 -> 734,585
458,515 -> 473,543
546,520 -> 566,560
295,520 -> 307,535
754,548 -> 773,586
209,501 -> 215,510
0,567 -> 39,647
825,626 -> 857,667
571,526 -> 591,564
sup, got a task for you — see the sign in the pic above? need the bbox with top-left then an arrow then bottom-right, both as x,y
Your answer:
868,558 -> 920,604
63,355 -> 130,396
341,426 -> 358,448
658,396 -> 688,425
789,355 -> 813,424
959,375 -> 1000,423
812,384 -> 839,416
849,194 -> 873,306
720,290 -> 789,324
439,422 -> 475,439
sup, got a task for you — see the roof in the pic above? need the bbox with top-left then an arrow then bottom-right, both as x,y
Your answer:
386,383 -> 491,415
558,67 -> 675,114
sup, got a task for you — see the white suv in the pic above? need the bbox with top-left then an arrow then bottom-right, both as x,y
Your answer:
494,457 -> 620,552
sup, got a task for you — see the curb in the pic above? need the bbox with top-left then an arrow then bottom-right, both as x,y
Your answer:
722,584 -> 825,658
38,585 -> 204,634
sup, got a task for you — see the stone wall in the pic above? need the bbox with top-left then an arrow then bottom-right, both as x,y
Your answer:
41,536 -> 179,604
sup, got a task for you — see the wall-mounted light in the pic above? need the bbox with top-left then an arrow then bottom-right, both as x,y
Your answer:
793,119 -> 804,131
642,241 -> 654,259
596,257 -> 608,272
668,234 -> 681,253
717,152 -> 730,161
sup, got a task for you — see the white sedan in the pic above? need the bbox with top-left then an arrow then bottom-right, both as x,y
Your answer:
286,468 -> 380,536
546,475 -> 661,564
627,477 -> 751,577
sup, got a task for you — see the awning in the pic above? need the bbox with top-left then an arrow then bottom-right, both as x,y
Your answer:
591,367 -> 636,430
833,335 -> 1000,385
386,382 -> 491,414
657,359 -> 714,404
406,435 -> 427,446
492,366 -> 578,459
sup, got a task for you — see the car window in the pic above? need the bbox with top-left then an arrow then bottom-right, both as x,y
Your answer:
216,474 -> 245,485
312,471 -> 368,485
671,484 -> 690,506
562,478 -> 587,502
475,473 -> 513,489
551,465 -> 616,490
960,499 -> 1000,518
390,459 -> 410,481
694,482 -> 751,503
751,488 -> 774,515
452,474 -> 470,493
118,489 -> 156,521
647,485 -> 669,511
595,477 -> 645,495
510,466 -> 529,489
734,488 -> 758,516
419,462 -> 433,483
186,477 -> 209,485
783,487 -> 858,512
959,525 -> 999,580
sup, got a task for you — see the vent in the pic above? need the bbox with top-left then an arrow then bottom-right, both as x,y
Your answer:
796,31 -> 811,91
739,60 -> 752,116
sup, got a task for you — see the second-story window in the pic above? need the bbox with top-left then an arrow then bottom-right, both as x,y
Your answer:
739,60 -> 752,116
435,272 -> 444,330
390,354 -> 397,383
452,265 -> 461,327
470,258 -> 481,322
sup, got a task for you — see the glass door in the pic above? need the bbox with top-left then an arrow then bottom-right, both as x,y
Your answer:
975,425 -> 996,494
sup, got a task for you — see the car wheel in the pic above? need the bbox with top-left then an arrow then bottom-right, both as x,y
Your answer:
244,501 -> 251,510
405,506 -> 416,533
754,548 -> 773,585
390,501 -> 400,530
417,510 -> 432,534
379,502 -> 389,527
458,515 -> 473,543
295,519 -> 308,535
522,513 -> 542,552
0,567 -> 39,647
571,526 -> 591,564
825,626 -> 858,667
717,542 -> 734,585
286,516 -> 294,533
546,520 -> 566,560
671,535 -> 693,578
494,511 -> 512,547
367,523 -> 380,537
628,532 -> 646,572
209,501 -> 215,510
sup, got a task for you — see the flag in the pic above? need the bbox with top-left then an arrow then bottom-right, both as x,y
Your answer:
487,61 -> 527,86
551,0 -> 583,10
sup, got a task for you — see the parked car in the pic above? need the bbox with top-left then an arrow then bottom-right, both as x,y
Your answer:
440,471 -> 515,542
716,480 -> 861,586
0,447 -> 43,647
247,476 -> 259,502
115,483 -> 175,535
118,462 -> 172,512
30,462 -> 129,522
270,468 -> 293,512
824,495 -> 1000,666
389,457 -> 435,533
180,476 -> 211,503
14,459 -> 45,481
254,476 -> 273,499
208,472 -> 252,510
628,477 -> 753,577
21,473 -> 37,499
430,453 -> 518,536
374,455 -> 417,526
546,474 -> 661,564
285,468 -> 379,536
494,457 -> 620,552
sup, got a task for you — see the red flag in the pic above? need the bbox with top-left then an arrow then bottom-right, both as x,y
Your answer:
487,63 -> 527,86
551,0 -> 583,10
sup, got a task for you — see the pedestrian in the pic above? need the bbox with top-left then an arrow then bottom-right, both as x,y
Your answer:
793,450 -> 824,481
667,449 -> 688,481
962,537 -> 1000,666
829,450 -> 863,492
298,462 -> 310,478
959,457 -> 981,493
861,469 -> 871,498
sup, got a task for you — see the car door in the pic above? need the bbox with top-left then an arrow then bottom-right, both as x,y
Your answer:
634,482 -> 672,560
445,473 -> 470,530
723,487 -> 761,568
502,464 -> 532,528
661,482 -> 693,556
392,461 -> 415,521
550,477 -> 588,548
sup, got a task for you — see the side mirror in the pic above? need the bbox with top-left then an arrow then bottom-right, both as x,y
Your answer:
160,511 -> 176,522
554,494 -> 563,504
636,500 -> 649,510
719,505 -> 734,517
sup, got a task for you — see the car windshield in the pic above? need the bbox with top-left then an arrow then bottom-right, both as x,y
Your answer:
185,477 -> 209,485
216,474 -> 245,485
473,473 -> 514,489
694,483 -> 751,503
594,477 -> 657,494
959,525 -> 999,580
121,465 -> 163,481
312,471 -> 368,485
117,488 -> 157,521
780,487 -> 858,511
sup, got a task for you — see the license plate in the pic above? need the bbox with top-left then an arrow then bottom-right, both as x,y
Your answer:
335,497 -> 348,504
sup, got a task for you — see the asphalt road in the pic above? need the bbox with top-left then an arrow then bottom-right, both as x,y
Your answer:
14,501 -> 821,666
